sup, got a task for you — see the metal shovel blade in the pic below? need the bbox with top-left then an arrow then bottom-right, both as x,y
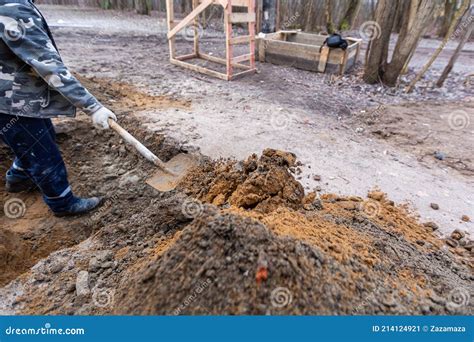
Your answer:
146,153 -> 199,192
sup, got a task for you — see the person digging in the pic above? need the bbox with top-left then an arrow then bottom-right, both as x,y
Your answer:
0,0 -> 117,216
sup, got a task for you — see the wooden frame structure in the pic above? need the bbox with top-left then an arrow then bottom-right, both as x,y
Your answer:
166,0 -> 257,81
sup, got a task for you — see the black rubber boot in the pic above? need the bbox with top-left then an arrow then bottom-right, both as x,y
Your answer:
52,196 -> 104,217
5,176 -> 37,193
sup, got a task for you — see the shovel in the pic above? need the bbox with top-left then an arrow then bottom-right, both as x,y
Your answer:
108,119 -> 198,192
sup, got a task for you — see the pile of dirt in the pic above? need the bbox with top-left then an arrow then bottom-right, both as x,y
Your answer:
1,147 -> 472,315
179,149 -> 304,212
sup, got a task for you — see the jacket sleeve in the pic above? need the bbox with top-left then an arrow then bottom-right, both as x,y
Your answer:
0,2 -> 103,115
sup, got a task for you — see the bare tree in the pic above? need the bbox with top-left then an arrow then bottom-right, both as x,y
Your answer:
363,0 -> 443,86
338,0 -> 362,30
362,0 -> 399,84
324,0 -> 335,34
134,0 -> 150,15
406,0 -> 469,92
383,0 -> 442,86
436,7 -> 474,87
438,0 -> 456,37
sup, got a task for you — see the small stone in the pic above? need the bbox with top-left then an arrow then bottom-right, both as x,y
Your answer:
461,215 -> 470,222
49,260 -> 64,274
430,203 -> 439,210
368,191 -> 384,201
119,174 -> 140,186
381,296 -> 397,307
88,258 -> 100,272
96,250 -> 114,262
103,174 -> 118,181
313,175 -> 321,181
451,229 -> 465,241
101,261 -> 114,269
76,271 -> 90,298
434,151 -> 445,160
445,238 -> 458,248
66,281 -> 76,293
339,200 -> 358,211
423,222 -> 439,231
463,241 -> 474,251
421,305 -> 431,314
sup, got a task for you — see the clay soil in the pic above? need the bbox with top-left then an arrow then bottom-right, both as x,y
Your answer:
0,80 -> 472,314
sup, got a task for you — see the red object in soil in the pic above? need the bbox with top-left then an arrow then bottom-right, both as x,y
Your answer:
256,266 -> 268,285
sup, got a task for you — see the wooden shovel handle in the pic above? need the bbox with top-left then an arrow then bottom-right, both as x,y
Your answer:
108,119 -> 172,173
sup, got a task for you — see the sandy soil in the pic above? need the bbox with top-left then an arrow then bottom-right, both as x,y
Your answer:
36,5 -> 474,237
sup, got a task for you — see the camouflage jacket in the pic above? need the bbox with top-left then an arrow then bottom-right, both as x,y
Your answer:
0,0 -> 102,118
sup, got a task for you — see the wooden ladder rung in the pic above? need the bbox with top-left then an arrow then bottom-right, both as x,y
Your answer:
229,35 -> 255,45
230,13 -> 256,23
232,54 -> 252,63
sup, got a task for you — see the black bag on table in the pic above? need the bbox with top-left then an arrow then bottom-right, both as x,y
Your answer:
323,34 -> 348,50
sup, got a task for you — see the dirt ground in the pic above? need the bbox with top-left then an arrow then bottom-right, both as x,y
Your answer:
0,5 -> 473,315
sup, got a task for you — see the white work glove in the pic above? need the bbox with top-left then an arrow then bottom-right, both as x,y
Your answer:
91,107 -> 117,130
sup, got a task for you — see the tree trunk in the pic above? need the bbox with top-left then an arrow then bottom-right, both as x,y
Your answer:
382,0 -> 442,87
324,0 -> 335,34
406,0 -> 469,92
304,1 -> 315,32
134,0 -> 149,15
363,0 -> 399,84
436,9 -> 474,87
338,0 -> 361,30
99,0 -> 111,9
392,0 -> 411,33
438,0 -> 456,37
